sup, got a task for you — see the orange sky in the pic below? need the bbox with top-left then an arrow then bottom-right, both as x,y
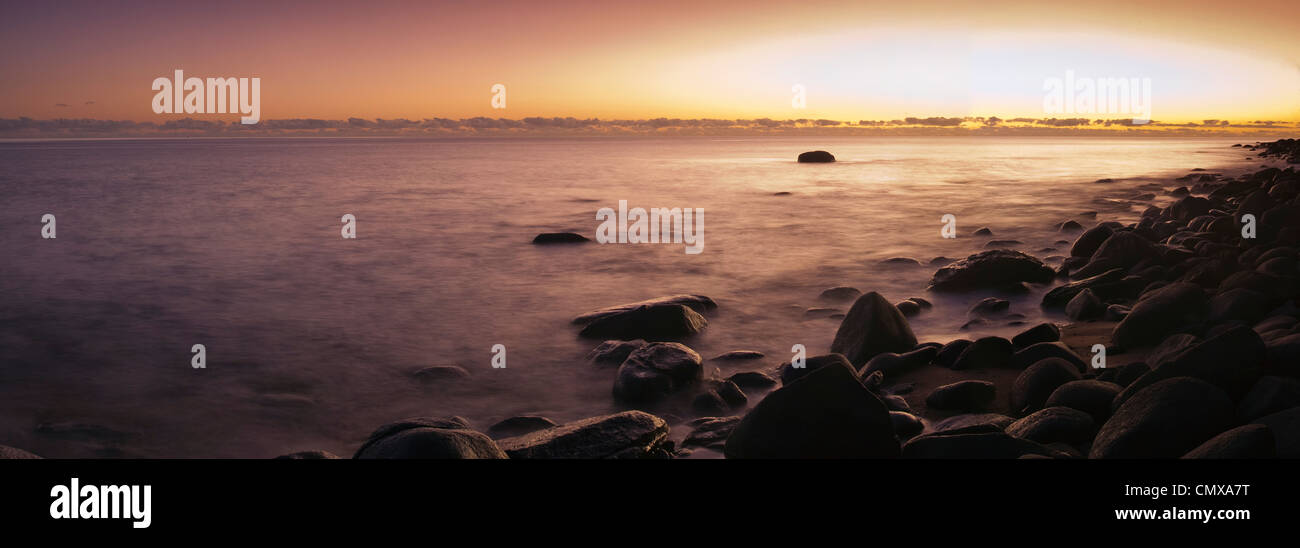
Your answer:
2,0 -> 1298,123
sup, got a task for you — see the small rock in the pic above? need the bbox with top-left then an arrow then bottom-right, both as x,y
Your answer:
532,232 -> 589,244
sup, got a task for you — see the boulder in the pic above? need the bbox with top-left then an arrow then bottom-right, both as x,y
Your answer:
579,304 -> 708,340
1012,323 -> 1060,349
1073,231 -> 1156,278
612,342 -> 703,403
1090,377 -> 1234,458
498,411 -> 670,459
931,413 -> 1014,433
1005,407 -> 1097,445
1249,406 -> 1300,458
950,336 -> 1014,370
710,350 -> 764,361
488,416 -> 558,438
819,286 -> 861,301
355,427 -> 507,459
901,431 -> 1057,459
723,361 -> 899,458
1041,268 -> 1126,308
1113,325 -> 1264,409
1181,424 -> 1275,459
682,417 -> 740,449
1207,288 -> 1273,326
0,446 -> 42,459
1065,288 -> 1105,320
1011,358 -> 1082,415
275,450 -> 341,459
926,380 -> 997,412
1010,342 -> 1087,372
727,371 -> 778,390
778,353 -> 852,385
970,297 -> 1010,316
586,339 -> 648,367
890,411 -> 925,439
1111,282 -> 1207,349
1070,225 -> 1114,258
927,250 -> 1055,291
1238,376 -> 1300,421
572,295 -> 716,324
934,339 -> 972,368
1045,380 -> 1122,424
532,232 -> 589,244
797,150 -> 836,163
829,292 -> 918,366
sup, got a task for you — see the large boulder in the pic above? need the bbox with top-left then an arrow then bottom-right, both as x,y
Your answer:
1111,282 -> 1207,349
572,295 -> 716,324
497,411 -> 670,459
724,361 -> 899,458
1070,224 -> 1114,258
1112,325 -> 1264,409
1090,377 -> 1234,458
1181,424 -> 1275,459
927,250 -> 1055,292
579,304 -> 707,340
829,292 -> 918,366
1045,380 -> 1122,424
778,353 -> 852,385
613,342 -> 703,403
1010,358 -> 1082,415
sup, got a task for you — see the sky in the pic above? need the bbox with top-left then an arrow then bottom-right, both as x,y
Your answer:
1,0 -> 1298,125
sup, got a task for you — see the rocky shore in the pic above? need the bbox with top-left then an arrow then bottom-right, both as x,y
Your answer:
5,139 -> 1299,460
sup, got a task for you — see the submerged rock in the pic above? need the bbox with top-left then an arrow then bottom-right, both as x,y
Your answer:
572,295 -> 716,325
819,286 -> 861,301
586,339 -> 648,367
498,411 -> 669,459
724,361 -> 899,458
532,232 -> 590,244
579,304 -> 708,340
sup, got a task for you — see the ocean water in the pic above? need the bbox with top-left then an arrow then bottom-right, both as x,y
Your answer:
0,136 -> 1262,457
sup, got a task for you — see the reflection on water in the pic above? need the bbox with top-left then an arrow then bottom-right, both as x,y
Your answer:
0,136 -> 1256,457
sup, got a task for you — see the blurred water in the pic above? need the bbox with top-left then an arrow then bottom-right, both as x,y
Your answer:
0,136 -> 1258,457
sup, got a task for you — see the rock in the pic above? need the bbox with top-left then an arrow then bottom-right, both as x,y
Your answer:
862,346 -> 937,377
895,300 -> 922,317
488,416 -> 558,438
275,450 -> 341,459
926,380 -> 997,411
353,416 -> 472,457
355,427 -> 507,459
803,307 -> 840,319
927,250 -> 1055,291
579,304 -> 708,340
1147,334 -> 1200,369
1070,225 -> 1114,258
724,361 -> 899,458
1113,362 -> 1151,387
715,380 -> 748,408
934,339 -> 972,368
1090,377 -> 1234,458
985,240 -> 1023,248
682,417 -> 740,448
829,292 -> 918,366
613,342 -> 703,402
1181,424 -> 1275,459
710,350 -> 764,361
1238,376 -> 1300,421
1111,282 -> 1207,349
882,394 -> 912,412
1011,358 -> 1082,415
1058,220 -> 1084,232
901,431 -> 1057,459
1207,288 -> 1274,326
950,336 -> 1014,370
0,445 -> 42,459
1073,231 -> 1156,278
572,294 -> 716,324
778,353 -> 852,385
932,413 -> 1015,432
1266,333 -> 1300,376
1114,325 -> 1264,409
532,232 -> 589,244
498,411 -> 670,459
412,365 -> 470,381
1041,267 -> 1126,308
1012,323 -> 1060,348
1065,288 -> 1105,320
970,297 -> 1010,316
797,150 -> 836,163
890,411 -> 924,438
1010,342 -> 1087,372
1104,304 -> 1130,321
1005,407 -> 1097,445
587,339 -> 648,366
1169,195 -> 1212,222
973,227 -> 994,236
1045,380 -> 1122,424
1249,406 -> 1300,458
818,286 -> 861,301
727,371 -> 778,390
692,390 -> 729,416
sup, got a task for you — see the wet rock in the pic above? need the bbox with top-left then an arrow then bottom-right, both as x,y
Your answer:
1041,267 -> 1126,308
970,297 -> 1010,316
355,427 -> 507,459
819,286 -> 862,302
1147,334 -> 1199,369
951,336 -> 1014,370
1090,377 -> 1234,459
1238,376 -> 1300,421
1181,424 -> 1275,459
829,292 -> 918,366
1073,231 -> 1156,278
895,300 -> 922,317
778,353 -> 852,385
692,390 -> 729,416
901,431 -> 1057,459
727,371 -> 778,390
797,150 -> 835,163
1114,325 -> 1265,409
1011,358 -> 1082,415
1010,342 -> 1088,372
709,350 -> 764,361
276,450 -> 341,459
1207,288 -> 1274,326
973,227 -> 994,236
890,411 -> 924,438
587,339 -> 648,367
1169,195 -> 1212,223
715,380 -> 748,408
882,394 -> 912,413
532,232 -> 590,244
1249,406 -> 1300,458
1111,282 -> 1207,349
1070,225 -> 1114,258
1012,323 -> 1060,349
1104,304 -> 1130,321
1045,380 -> 1122,424
488,416 -> 558,438
927,250 -> 1055,291
1065,288 -> 1105,320
803,307 -> 840,319
926,380 -> 997,412
498,411 -> 670,459
862,346 -> 936,377
683,416 -> 740,449
1005,406 -> 1097,445
580,304 -> 708,340
572,295 -> 716,324
1058,220 -> 1084,232
613,342 -> 703,403
985,239 -> 1024,248
724,361 -> 899,458
934,339 -> 972,368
